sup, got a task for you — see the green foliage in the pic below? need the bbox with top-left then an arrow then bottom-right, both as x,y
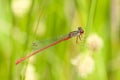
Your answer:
0,0 -> 120,80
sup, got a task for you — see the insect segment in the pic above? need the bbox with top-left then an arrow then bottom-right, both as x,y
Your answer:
68,27 -> 84,43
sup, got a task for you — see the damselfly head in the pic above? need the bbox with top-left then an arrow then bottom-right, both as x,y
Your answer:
78,27 -> 84,34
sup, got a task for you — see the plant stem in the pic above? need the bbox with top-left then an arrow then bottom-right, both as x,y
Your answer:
85,0 -> 97,37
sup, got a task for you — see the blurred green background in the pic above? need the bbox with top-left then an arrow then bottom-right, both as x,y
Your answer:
0,0 -> 120,80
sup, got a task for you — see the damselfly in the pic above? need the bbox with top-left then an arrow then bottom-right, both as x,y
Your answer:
16,27 -> 84,65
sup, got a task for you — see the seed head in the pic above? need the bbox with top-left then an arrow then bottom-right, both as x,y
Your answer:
71,54 -> 94,78
86,34 -> 103,51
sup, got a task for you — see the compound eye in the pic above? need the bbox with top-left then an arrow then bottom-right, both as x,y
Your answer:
80,29 -> 84,33
78,27 -> 84,33
78,27 -> 82,30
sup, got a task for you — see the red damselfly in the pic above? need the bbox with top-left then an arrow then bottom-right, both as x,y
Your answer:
16,27 -> 84,65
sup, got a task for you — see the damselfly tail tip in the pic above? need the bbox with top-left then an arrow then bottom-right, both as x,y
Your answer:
16,60 -> 21,65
